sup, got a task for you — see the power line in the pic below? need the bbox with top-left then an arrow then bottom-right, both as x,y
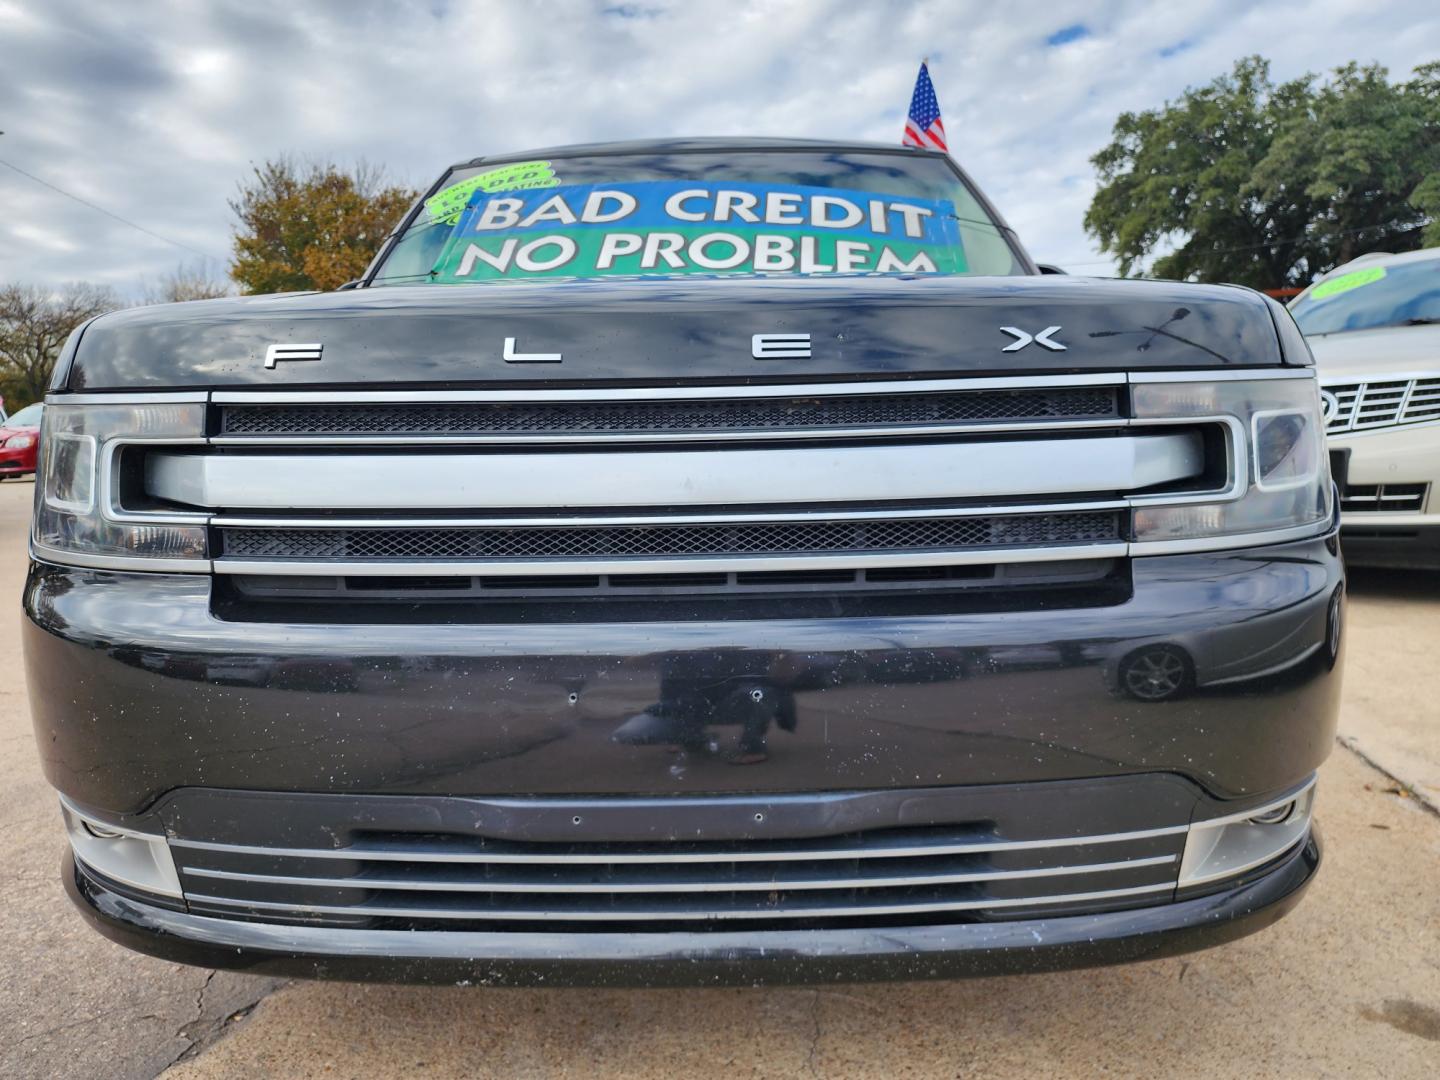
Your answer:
0,156 -> 224,262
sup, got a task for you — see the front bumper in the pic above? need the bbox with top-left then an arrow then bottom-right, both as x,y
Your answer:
1331,423 -> 1440,567
25,536 -> 1344,811
0,448 -> 35,474
28,535 -> 1342,981
65,832 -> 1321,985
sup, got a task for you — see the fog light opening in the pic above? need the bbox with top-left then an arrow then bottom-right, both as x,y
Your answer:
59,797 -> 183,899
1248,801 -> 1296,826
1178,782 -> 1315,889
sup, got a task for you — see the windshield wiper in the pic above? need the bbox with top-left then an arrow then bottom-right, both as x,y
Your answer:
1402,317 -> 1440,326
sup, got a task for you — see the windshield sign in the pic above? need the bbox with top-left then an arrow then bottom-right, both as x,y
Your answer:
371,151 -> 1021,286
428,180 -> 964,282
1291,258 -> 1440,335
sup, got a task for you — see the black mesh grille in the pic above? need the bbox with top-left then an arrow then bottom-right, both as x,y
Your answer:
220,388 -> 1120,438
220,512 -> 1121,562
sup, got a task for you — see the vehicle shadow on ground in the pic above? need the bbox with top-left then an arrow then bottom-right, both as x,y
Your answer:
1343,563 -> 1440,600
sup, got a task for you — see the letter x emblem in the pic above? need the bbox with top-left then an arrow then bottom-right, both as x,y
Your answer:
999,326 -> 1066,352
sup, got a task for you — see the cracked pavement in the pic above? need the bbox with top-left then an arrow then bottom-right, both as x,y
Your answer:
0,483 -> 1437,1078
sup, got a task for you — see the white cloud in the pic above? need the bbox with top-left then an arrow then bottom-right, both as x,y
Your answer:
0,0 -> 1437,293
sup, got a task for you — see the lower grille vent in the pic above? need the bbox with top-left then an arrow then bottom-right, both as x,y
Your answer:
173,821 -> 1183,931
1341,483 -> 1428,513
219,511 -> 1123,563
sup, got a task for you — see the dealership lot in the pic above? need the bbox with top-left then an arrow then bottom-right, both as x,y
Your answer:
0,479 -> 1435,1079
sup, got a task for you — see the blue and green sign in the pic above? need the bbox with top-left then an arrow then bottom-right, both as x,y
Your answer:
429,181 -> 965,281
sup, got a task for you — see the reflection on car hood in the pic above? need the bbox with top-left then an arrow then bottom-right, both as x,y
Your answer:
59,275 -> 1284,389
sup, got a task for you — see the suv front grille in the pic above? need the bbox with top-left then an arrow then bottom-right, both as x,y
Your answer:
220,511 -> 1123,563
183,377 -> 1221,589
219,386 -> 1122,439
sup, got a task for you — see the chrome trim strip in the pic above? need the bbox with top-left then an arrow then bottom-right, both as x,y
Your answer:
207,500 -> 1132,529
1321,370 -> 1440,385
182,881 -> 1177,920
45,392 -> 209,405
1326,417 -> 1440,439
37,370 -> 1306,411
210,373 -> 1129,405
1189,777 -> 1316,829
168,822 -> 1189,864
1127,414 -> 1246,506
179,854 -> 1177,895
213,544 -> 1132,578
58,795 -> 161,842
1128,369 -> 1313,383
30,541 -> 211,574
1130,520 -> 1332,556
1180,834 -> 1309,890
210,418 -> 1128,447
147,434 -> 1205,510
98,438 -> 211,526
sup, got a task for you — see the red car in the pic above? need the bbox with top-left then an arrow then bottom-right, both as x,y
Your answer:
0,403 -> 42,480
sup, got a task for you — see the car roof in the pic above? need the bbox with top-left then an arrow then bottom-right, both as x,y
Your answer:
1315,246 -> 1440,280
451,137 -> 944,171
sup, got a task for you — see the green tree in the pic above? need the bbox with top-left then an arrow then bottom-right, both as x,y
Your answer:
0,283 -> 119,408
229,160 -> 417,293
1085,57 -> 1440,287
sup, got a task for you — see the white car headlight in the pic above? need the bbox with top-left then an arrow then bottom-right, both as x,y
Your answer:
5,434 -> 34,449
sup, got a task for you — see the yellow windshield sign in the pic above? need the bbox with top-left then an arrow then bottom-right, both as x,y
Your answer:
425,162 -> 561,225
1309,265 -> 1386,300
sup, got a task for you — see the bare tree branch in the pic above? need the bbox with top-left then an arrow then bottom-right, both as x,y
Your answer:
0,283 -> 121,405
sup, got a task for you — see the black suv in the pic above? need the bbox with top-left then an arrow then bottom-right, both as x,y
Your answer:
26,139 -> 1342,985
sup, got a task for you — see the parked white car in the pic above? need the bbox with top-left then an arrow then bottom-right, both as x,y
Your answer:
1291,248 -> 1440,568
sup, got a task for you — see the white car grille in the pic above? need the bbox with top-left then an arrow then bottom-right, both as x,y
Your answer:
1322,375 -> 1440,434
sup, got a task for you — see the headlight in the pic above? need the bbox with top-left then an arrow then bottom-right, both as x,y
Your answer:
1130,374 -> 1333,548
5,434 -> 34,449
33,399 -> 210,569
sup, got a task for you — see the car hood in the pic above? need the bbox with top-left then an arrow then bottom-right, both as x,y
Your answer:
60,274 -> 1284,390
1306,322 -> 1440,381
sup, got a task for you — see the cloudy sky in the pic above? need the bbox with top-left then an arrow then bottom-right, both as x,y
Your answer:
1,0 -> 1438,296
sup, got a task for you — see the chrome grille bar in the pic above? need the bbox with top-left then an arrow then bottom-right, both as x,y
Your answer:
1340,483 -> 1428,513
1324,374 -> 1440,433
169,822 -> 1188,863
184,882 -> 1178,922
181,853 -> 1177,894
147,434 -> 1203,511
165,785 -> 1195,929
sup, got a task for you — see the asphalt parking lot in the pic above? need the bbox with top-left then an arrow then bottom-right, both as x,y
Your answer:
1,477 -> 1436,1079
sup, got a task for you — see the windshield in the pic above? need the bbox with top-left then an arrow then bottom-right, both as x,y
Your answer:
6,403 -> 42,427
1291,257 -> 1440,335
372,150 -> 1025,286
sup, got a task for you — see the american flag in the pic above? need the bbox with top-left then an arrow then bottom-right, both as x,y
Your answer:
903,61 -> 947,151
